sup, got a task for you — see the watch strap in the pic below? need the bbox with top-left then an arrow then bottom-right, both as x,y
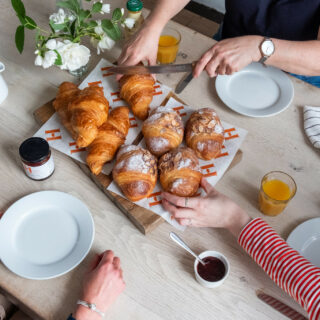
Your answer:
77,300 -> 105,317
259,56 -> 268,65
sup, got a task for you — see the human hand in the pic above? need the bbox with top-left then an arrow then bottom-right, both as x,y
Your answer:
74,250 -> 125,320
193,35 -> 263,78
116,23 -> 161,80
162,178 -> 251,237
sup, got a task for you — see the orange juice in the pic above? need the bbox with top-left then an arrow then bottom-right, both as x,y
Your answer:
259,177 -> 295,216
157,35 -> 180,64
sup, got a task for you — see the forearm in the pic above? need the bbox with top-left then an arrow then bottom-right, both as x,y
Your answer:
144,0 -> 190,31
266,39 -> 320,76
239,218 -> 320,320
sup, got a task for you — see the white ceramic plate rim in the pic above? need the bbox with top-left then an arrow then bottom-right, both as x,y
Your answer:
0,191 -> 94,280
215,62 -> 294,118
287,218 -> 320,267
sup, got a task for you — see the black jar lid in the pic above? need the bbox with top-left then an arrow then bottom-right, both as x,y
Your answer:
19,137 -> 50,163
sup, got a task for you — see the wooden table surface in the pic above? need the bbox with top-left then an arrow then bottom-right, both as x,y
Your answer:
0,1 -> 319,319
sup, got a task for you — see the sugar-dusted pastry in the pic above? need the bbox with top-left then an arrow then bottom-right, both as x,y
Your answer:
186,108 -> 224,160
113,145 -> 157,202
142,106 -> 184,157
159,147 -> 202,197
53,82 -> 80,137
119,74 -> 155,120
87,106 -> 130,175
68,85 -> 109,147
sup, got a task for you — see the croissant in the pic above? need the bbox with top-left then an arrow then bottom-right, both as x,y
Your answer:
142,106 -> 184,157
113,145 -> 157,202
87,107 -> 130,175
159,147 -> 202,197
186,108 -> 224,160
53,82 -> 79,137
119,74 -> 155,120
68,85 -> 109,147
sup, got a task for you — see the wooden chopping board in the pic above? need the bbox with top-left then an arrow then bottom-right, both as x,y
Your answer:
33,92 -> 243,234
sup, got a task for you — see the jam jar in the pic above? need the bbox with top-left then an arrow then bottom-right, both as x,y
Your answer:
19,137 -> 54,180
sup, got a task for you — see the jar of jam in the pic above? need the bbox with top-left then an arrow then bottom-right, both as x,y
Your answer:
19,137 -> 54,181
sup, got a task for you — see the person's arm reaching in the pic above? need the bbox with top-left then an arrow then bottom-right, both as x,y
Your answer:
70,250 -> 125,320
193,27 -> 320,78
162,178 -> 320,319
117,0 -> 190,68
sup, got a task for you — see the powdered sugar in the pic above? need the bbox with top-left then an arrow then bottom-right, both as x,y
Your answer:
177,157 -> 191,169
148,137 -> 169,152
117,145 -> 140,158
145,106 -> 176,125
171,178 -> 184,190
197,141 -> 205,151
215,124 -> 223,134
116,152 -> 150,174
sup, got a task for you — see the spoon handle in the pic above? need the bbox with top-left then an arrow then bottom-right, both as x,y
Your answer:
170,232 -> 205,265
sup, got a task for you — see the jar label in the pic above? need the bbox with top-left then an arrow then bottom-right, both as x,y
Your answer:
23,156 -> 55,180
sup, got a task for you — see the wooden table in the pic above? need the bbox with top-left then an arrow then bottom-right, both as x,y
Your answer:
0,1 -> 319,319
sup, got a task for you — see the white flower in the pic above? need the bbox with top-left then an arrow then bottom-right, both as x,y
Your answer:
34,55 -> 43,67
49,8 -> 66,24
124,18 -> 135,29
97,34 -> 115,54
94,20 -> 104,35
42,50 -> 57,69
58,41 -> 90,71
121,8 -> 124,15
101,4 -> 110,13
68,14 -> 76,22
46,39 -> 57,50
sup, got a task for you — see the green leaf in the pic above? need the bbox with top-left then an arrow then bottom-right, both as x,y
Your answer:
70,19 -> 76,36
88,20 -> 98,28
18,14 -> 26,25
54,50 -> 63,66
70,0 -> 81,13
56,1 -> 77,13
15,25 -> 24,53
11,0 -> 25,17
85,0 -> 91,2
92,2 -> 102,13
49,20 -> 67,31
24,16 -> 37,30
101,19 -> 121,41
79,9 -> 91,22
112,8 -> 122,22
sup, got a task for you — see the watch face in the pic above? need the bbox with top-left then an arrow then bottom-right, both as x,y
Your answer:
261,40 -> 275,56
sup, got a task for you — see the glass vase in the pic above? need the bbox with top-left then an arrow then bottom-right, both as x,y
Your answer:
68,63 -> 88,78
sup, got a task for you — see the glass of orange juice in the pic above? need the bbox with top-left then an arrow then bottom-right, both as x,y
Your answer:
157,27 -> 181,64
258,171 -> 297,216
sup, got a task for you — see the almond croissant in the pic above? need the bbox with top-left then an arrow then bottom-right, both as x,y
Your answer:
68,85 -> 109,147
113,145 -> 157,202
119,74 -> 155,120
53,82 -> 80,138
159,147 -> 202,197
186,108 -> 224,160
87,106 -> 130,175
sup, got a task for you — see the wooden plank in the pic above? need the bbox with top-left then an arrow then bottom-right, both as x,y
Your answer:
33,93 -> 242,234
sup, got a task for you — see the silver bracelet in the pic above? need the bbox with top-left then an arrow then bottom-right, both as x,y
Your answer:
77,300 -> 105,318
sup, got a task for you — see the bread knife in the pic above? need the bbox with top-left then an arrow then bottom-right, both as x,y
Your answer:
175,72 -> 194,94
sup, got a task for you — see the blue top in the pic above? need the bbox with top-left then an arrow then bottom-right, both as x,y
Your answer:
223,0 -> 320,41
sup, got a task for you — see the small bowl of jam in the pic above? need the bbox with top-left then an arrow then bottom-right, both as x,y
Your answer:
194,250 -> 230,288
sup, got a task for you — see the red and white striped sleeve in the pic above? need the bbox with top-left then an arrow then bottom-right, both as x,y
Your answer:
238,218 -> 320,320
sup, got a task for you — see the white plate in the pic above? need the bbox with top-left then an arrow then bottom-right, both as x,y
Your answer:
287,218 -> 320,268
0,191 -> 94,279
216,62 -> 294,117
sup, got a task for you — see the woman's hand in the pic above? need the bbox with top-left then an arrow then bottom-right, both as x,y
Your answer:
162,178 -> 251,237
116,23 -> 161,80
193,35 -> 263,78
74,250 -> 125,320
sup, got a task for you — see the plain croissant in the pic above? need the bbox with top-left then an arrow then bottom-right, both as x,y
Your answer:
87,106 -> 130,175
53,82 -> 80,138
68,85 -> 109,147
119,74 -> 155,120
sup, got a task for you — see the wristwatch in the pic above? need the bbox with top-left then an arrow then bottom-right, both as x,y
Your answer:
77,300 -> 105,317
259,37 -> 275,64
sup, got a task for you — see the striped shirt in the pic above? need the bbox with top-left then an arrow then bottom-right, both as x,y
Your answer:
239,218 -> 320,319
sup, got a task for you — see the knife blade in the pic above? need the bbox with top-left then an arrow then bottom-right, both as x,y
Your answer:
108,63 -> 193,75
175,72 -> 194,94
257,292 -> 307,320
